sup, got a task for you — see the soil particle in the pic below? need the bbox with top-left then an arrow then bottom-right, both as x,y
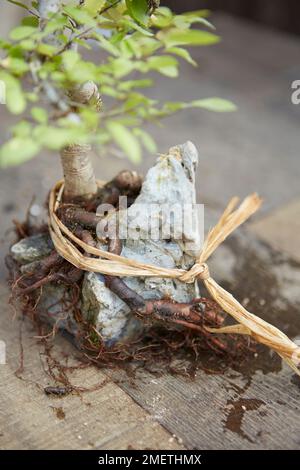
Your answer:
51,406 -> 66,420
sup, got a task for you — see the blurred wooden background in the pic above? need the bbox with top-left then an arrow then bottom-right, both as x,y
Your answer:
167,0 -> 300,36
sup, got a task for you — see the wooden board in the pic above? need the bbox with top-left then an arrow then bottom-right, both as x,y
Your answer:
0,284 -> 184,450
105,229 -> 300,449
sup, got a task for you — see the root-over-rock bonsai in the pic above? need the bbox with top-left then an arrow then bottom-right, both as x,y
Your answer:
1,1 -> 248,367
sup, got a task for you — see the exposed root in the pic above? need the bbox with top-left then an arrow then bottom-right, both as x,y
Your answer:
6,170 -> 253,389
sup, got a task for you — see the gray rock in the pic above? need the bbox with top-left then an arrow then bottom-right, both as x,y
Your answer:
11,233 -> 53,264
82,272 -> 142,346
37,284 -> 80,339
82,141 -> 202,344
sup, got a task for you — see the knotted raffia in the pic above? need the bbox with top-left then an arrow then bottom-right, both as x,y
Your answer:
49,180 -> 300,376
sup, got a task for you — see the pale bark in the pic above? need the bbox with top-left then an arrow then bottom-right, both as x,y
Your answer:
61,144 -> 97,201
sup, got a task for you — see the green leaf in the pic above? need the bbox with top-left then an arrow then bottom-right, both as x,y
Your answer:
12,120 -> 31,137
21,16 -> 39,27
83,0 -> 106,15
33,125 -> 83,150
26,92 -> 38,102
150,7 -> 173,28
68,62 -> 98,82
182,10 -> 210,19
166,47 -> 197,66
147,55 -> 178,77
109,57 -> 137,79
61,50 -> 80,70
10,26 -> 37,41
121,18 -> 153,36
36,43 -> 57,56
157,29 -> 220,48
125,0 -> 149,27
2,57 -> 29,75
0,137 -> 40,167
172,14 -> 214,30
118,78 -> 153,91
44,16 -> 68,35
92,33 -> 120,56
19,39 -> 35,51
162,101 -> 185,113
79,108 -> 99,129
106,121 -> 141,163
34,126 -> 87,150
133,128 -> 156,153
189,98 -> 237,112
31,107 -> 48,124
123,92 -> 153,111
101,85 -> 122,98
7,0 -> 29,10
63,6 -> 96,27
0,71 -> 26,114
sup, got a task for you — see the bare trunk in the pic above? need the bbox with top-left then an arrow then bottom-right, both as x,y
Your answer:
39,0 -> 98,202
61,144 -> 97,201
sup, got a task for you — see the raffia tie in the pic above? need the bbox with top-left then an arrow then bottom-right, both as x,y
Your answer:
178,263 -> 210,283
49,180 -> 300,376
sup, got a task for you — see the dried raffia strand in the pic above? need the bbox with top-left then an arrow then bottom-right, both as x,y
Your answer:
48,180 -> 300,376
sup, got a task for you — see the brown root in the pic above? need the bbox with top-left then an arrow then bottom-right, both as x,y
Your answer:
6,169 -> 253,388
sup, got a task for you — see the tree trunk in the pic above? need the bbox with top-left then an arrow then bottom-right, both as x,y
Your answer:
39,0 -> 98,202
61,144 -> 97,201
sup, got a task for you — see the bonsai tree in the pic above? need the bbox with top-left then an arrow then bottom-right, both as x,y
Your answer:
3,2 -> 300,377
0,0 -> 235,194
1,0 -> 237,356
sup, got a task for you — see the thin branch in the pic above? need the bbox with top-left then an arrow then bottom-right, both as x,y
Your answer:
99,0 -> 122,15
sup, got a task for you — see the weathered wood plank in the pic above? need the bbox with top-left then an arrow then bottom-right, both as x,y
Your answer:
0,286 -> 184,450
105,227 -> 300,449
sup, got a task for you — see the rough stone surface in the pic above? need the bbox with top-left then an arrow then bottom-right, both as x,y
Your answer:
11,234 -> 53,264
82,141 -> 202,343
10,235 -> 79,343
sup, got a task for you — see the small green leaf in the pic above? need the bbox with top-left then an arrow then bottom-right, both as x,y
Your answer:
189,97 -> 237,112
125,0 -> 149,27
3,57 -> 29,75
118,79 -> 153,91
107,121 -> 141,164
61,50 -> 80,70
36,43 -> 57,56
92,33 -> 120,56
31,107 -> 48,124
157,28 -> 220,48
121,18 -> 153,36
44,16 -> 68,35
21,16 -> 39,27
0,137 -> 40,167
134,128 -> 157,153
26,92 -> 38,102
19,39 -> 35,51
150,7 -> 173,28
7,0 -> 29,10
166,47 -> 197,66
64,6 -> 96,27
34,126 -> 87,150
182,10 -> 210,19
13,120 -> 31,138
84,0 -> 106,14
0,71 -> 26,114
147,55 -> 178,77
109,57 -> 137,79
10,26 -> 37,41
